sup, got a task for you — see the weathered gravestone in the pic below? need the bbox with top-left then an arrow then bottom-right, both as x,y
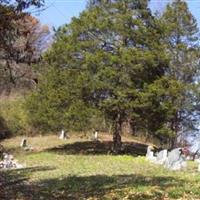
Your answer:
20,138 -> 27,148
91,130 -> 99,141
59,129 -> 67,140
198,163 -> 200,172
146,146 -> 156,162
197,160 -> 200,172
94,130 -> 98,141
156,149 -> 168,165
20,138 -> 33,151
194,159 -> 200,172
164,148 -> 187,170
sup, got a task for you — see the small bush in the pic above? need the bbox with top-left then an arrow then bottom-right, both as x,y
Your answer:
0,96 -> 29,136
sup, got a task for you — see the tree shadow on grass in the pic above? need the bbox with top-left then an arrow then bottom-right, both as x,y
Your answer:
0,166 -> 56,200
0,169 -> 186,200
46,141 -> 148,156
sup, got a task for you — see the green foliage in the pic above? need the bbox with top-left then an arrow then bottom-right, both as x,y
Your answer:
26,0 -> 200,148
0,96 -> 29,135
135,77 -> 185,136
159,0 -> 200,145
26,66 -> 101,132
37,0 -> 168,150
132,0 -> 200,145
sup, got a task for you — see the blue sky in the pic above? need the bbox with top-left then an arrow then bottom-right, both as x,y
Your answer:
34,0 -> 200,28
34,0 -> 87,28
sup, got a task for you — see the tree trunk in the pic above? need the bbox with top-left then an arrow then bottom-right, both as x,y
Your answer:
6,60 -> 15,85
170,137 -> 176,149
112,113 -> 122,154
170,112 -> 180,149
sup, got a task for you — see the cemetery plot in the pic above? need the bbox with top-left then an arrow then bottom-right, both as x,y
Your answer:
1,135 -> 200,200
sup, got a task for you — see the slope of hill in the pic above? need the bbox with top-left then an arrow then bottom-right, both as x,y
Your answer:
1,135 -> 200,200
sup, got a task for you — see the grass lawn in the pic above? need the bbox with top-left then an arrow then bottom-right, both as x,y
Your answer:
1,134 -> 200,200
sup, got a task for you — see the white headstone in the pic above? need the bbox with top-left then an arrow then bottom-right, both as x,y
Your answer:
164,148 -> 187,170
91,130 -> 99,141
156,149 -> 168,165
195,159 -> 200,172
20,138 -> 27,148
59,129 -> 66,140
94,131 -> 98,140
146,146 -> 156,162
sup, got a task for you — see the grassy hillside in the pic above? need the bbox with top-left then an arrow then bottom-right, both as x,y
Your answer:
0,95 -> 29,137
1,135 -> 200,200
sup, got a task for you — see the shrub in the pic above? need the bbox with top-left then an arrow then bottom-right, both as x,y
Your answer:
0,96 -> 29,136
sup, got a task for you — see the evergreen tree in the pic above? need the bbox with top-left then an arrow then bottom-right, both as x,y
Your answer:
160,0 -> 200,147
26,66 -> 95,132
28,0 -> 168,152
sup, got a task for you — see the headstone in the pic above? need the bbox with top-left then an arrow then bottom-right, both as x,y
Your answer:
20,138 -> 34,151
20,138 -> 27,148
91,130 -> 99,141
59,129 -> 66,140
164,148 -> 187,170
94,130 -> 98,141
156,149 -> 168,165
194,159 -> 200,172
90,130 -> 99,141
146,146 -> 156,162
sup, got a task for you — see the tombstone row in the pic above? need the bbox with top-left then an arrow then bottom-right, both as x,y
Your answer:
146,146 -> 187,171
59,129 -> 99,141
20,129 -> 98,149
